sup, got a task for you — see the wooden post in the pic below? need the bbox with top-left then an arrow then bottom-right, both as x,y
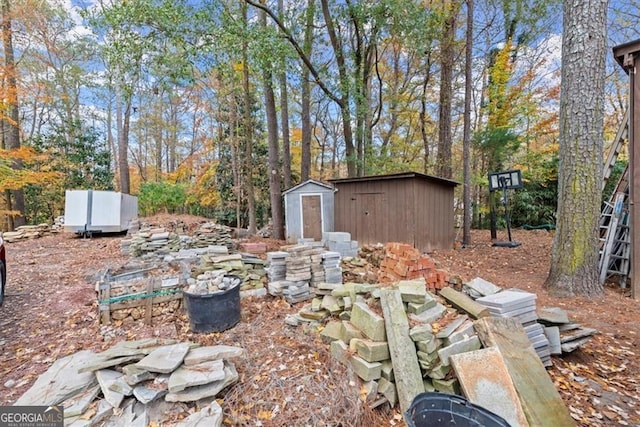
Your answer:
613,39 -> 640,300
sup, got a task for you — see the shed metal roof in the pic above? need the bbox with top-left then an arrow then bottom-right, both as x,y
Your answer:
329,171 -> 459,187
282,179 -> 335,196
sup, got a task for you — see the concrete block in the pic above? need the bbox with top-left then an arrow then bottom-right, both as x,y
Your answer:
350,355 -> 382,381
432,378 -> 459,395
444,320 -> 476,345
437,335 -> 482,366
409,324 -> 434,342
415,337 -> 442,354
381,360 -> 394,382
330,340 -> 350,366
398,279 -> 427,304
350,302 -> 387,342
427,363 -> 450,380
321,321 -> 344,344
377,377 -> 398,407
323,232 -> 351,242
350,339 -> 390,362
341,321 -> 365,343
409,303 -> 447,324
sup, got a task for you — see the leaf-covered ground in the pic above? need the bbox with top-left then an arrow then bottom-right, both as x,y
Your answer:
0,221 -> 638,426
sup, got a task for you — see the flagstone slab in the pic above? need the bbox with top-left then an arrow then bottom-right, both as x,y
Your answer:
136,343 -> 191,373
168,359 -> 225,393
96,369 -> 127,408
174,401 -> 223,427
165,362 -> 239,402
15,350 -> 98,406
183,345 -> 244,366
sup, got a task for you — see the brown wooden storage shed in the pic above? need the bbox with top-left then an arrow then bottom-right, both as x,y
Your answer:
329,172 -> 459,252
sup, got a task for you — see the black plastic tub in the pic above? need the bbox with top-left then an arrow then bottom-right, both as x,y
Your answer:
183,282 -> 240,333
405,392 -> 511,427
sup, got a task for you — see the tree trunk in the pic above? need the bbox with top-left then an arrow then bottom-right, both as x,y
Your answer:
243,3 -> 256,234
2,0 -> 25,228
279,0 -> 292,189
320,0 -> 356,177
300,0 -> 314,182
119,95 -> 132,194
260,9 -> 284,239
437,0 -> 458,180
462,0 -> 473,247
545,0 -> 607,297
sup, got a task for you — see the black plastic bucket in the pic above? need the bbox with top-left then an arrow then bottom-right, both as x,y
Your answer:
405,392 -> 510,427
183,282 -> 241,333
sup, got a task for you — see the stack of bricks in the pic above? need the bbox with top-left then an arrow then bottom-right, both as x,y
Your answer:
378,243 -> 451,291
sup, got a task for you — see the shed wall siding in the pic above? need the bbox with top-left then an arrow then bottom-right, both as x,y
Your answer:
333,176 -> 455,251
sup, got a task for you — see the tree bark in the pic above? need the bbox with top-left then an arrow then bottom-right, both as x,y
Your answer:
545,0 -> 607,297
300,0 -> 314,182
243,3 -> 256,234
2,0 -> 25,228
279,0 -> 292,189
462,0 -> 473,247
261,9 -> 284,239
437,0 -> 458,180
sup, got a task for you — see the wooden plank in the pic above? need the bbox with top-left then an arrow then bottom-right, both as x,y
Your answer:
145,279 -> 154,325
99,281 -> 111,325
474,317 -> 574,427
379,289 -> 424,414
439,287 -> 490,319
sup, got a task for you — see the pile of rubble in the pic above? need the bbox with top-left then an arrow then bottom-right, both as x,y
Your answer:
283,275 -> 594,425
14,339 -> 243,426
2,223 -> 58,242
378,242 -> 459,290
122,223 -> 235,258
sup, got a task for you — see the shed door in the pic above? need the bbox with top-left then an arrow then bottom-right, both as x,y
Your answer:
355,192 -> 387,244
302,195 -> 322,240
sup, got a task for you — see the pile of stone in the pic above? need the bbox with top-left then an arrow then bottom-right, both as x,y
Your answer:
341,257 -> 378,283
190,222 -> 234,250
2,223 -> 54,242
124,228 -> 182,257
323,231 -> 358,258
378,242 -> 457,291
309,279 -> 487,412
477,289 -> 551,366
193,253 -> 267,298
537,307 -> 597,354
287,275 -> 575,426
267,244 -> 344,304
185,270 -> 242,295
14,339 -> 243,426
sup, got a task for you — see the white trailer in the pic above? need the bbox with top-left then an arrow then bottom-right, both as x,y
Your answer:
64,190 -> 138,237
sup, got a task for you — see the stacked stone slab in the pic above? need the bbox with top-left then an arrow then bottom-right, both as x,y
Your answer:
322,251 -> 343,284
476,290 -> 551,366
323,232 -> 359,258
2,223 -> 54,242
265,248 -> 312,303
317,280 -> 487,410
378,243 -> 457,291
125,227 -> 182,257
190,222 -> 234,250
14,339 -> 243,426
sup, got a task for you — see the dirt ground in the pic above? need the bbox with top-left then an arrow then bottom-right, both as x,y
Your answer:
0,221 -> 638,426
